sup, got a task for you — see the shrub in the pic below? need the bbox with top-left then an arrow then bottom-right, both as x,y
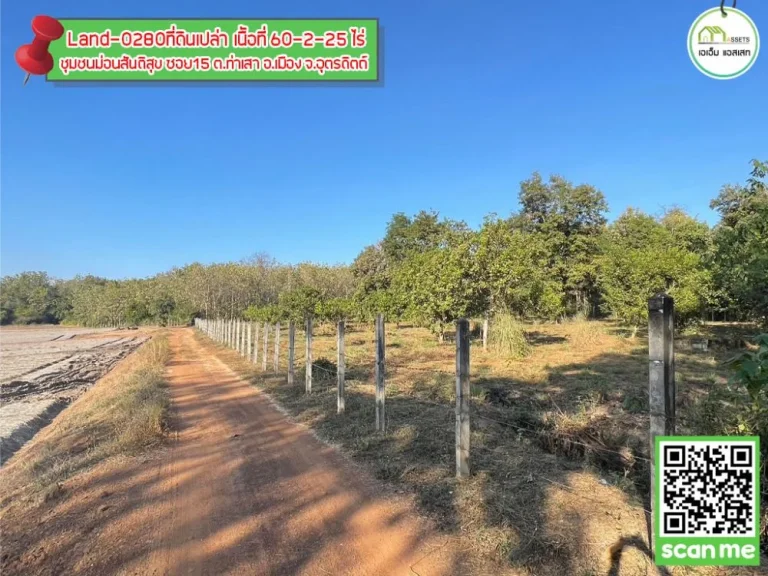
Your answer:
300,357 -> 337,383
705,334 -> 768,550
488,312 -> 530,359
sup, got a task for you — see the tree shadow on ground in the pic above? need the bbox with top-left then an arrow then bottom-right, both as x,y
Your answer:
247,342 -> 688,574
526,331 -> 568,345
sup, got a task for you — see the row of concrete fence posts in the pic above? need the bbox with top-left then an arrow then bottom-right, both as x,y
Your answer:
648,293 -> 675,558
197,305 -> 676,546
288,321 -> 296,386
375,314 -> 386,432
337,320 -> 345,414
305,316 -> 313,393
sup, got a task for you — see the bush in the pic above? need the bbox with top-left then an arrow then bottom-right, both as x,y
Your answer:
300,357 -> 337,383
489,312 -> 530,359
691,335 -> 768,551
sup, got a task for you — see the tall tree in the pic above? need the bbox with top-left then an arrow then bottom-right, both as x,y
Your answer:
0,272 -> 62,324
710,159 -> 768,324
476,216 -> 564,319
513,173 -> 608,316
391,238 -> 483,342
598,209 -> 711,330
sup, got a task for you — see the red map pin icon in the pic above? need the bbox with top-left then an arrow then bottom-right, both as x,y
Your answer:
16,15 -> 65,86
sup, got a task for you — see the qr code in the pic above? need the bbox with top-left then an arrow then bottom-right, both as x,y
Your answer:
659,440 -> 757,537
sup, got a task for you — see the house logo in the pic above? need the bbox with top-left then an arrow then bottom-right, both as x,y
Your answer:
697,25 -> 727,44
688,7 -> 760,79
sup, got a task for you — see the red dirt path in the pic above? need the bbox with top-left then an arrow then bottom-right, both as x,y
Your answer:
1,329 -> 463,575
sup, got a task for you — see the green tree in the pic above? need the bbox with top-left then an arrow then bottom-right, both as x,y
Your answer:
351,244 -> 390,295
244,303 -> 282,323
381,210 -> 469,264
316,297 -> 352,323
391,239 -> 483,342
710,159 -> 768,324
0,272 -> 62,324
598,209 -> 711,330
278,286 -> 322,322
476,216 -> 564,319
513,173 -> 608,316
660,208 -> 712,257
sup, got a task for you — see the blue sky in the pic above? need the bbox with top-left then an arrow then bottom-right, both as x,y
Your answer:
1,0 -> 766,280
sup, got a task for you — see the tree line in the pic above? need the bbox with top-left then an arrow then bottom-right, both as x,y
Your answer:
2,160 -> 765,335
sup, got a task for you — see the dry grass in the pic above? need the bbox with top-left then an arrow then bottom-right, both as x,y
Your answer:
488,313 -> 531,359
0,335 -> 170,505
198,321 -> 763,575
564,318 -> 609,348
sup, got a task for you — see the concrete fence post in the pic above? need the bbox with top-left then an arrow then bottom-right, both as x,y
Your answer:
456,318 -> 471,478
273,322 -> 281,372
262,323 -> 269,372
337,320 -> 345,414
648,293 -> 675,557
305,316 -> 313,393
375,314 -> 386,432
288,321 -> 296,385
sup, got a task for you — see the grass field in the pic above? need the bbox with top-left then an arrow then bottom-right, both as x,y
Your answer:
200,319 -> 762,575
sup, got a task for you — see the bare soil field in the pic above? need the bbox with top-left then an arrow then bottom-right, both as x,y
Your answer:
0,326 -> 151,463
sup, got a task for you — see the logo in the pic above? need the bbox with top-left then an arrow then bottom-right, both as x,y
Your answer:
688,7 -> 760,79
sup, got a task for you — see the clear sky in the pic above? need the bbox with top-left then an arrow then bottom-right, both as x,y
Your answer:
1,0 -> 766,280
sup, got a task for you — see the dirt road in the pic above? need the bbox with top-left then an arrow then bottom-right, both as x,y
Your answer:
2,329 -> 462,575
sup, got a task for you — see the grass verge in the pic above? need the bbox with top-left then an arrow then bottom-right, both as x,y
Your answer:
0,334 -> 170,505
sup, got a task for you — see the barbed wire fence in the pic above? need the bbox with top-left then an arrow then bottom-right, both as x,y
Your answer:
194,296 -> 675,553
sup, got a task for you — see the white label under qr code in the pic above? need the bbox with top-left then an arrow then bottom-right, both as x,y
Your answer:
659,440 -> 757,538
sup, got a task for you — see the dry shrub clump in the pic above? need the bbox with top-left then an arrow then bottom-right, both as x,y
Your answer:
2,335 -> 170,501
489,313 -> 530,359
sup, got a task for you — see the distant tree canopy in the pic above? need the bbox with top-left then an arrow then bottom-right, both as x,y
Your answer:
0,272 -> 62,325
2,161 -> 765,331
598,209 -> 712,328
